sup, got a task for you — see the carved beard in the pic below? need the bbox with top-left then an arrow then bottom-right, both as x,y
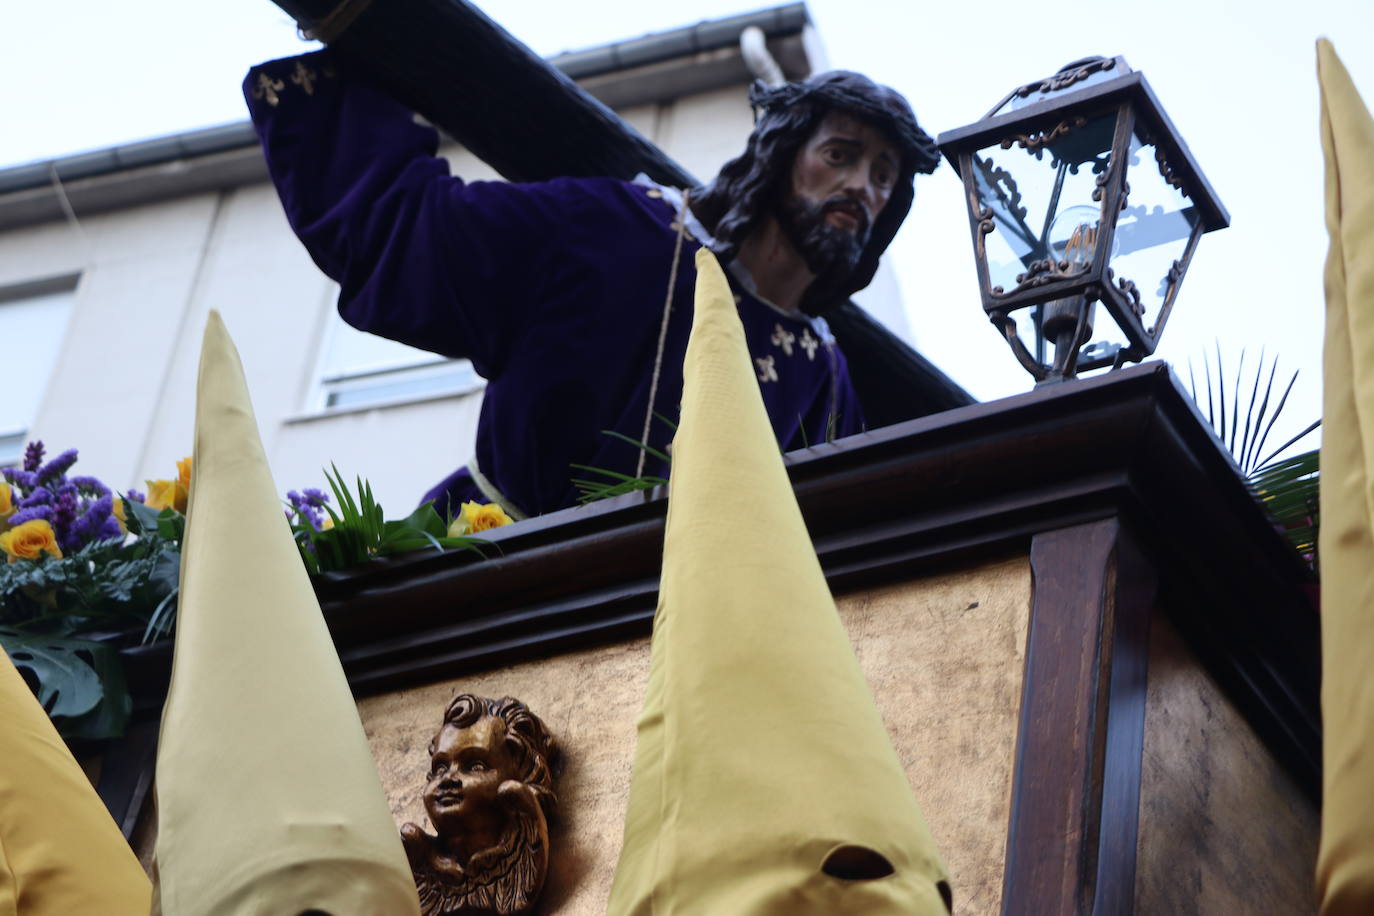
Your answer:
775,193 -> 869,282
405,808 -> 547,915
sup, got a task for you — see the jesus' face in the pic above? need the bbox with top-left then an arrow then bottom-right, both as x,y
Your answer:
778,111 -> 898,276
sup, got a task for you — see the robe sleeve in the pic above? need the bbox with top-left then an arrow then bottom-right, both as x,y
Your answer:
243,50 -> 558,380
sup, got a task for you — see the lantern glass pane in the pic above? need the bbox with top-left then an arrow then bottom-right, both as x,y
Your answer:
1107,129 -> 1202,331
970,113 -> 1117,296
1077,300 -> 1132,371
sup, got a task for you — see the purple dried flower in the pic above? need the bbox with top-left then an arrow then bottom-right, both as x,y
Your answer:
9,505 -> 55,526
22,441 -> 44,473
286,489 -> 327,532
301,488 -> 330,508
35,449 -> 78,487
4,466 -> 33,494
97,515 -> 123,541
17,486 -> 53,509
52,485 -> 79,551
4,467 -> 36,491
126,488 -> 146,504
5,445 -> 134,552
69,494 -> 116,548
69,475 -> 111,499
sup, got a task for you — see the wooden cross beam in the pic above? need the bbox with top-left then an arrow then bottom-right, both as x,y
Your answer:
272,0 -> 693,185
265,0 -> 975,425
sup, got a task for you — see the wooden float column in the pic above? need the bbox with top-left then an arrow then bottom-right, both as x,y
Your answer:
1003,518 -> 1156,915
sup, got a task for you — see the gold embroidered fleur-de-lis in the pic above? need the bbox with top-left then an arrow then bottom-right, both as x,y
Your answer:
755,355 -> 779,384
771,323 -> 796,356
799,328 -> 819,361
252,73 -> 286,107
291,61 -> 317,96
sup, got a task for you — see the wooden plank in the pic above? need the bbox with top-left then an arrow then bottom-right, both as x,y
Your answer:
274,0 -> 689,186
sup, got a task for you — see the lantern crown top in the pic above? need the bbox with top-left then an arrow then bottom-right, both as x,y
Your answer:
986,56 -> 1132,118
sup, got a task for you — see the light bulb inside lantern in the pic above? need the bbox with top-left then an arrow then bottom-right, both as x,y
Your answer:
1046,204 -> 1103,270
1036,203 -> 1114,380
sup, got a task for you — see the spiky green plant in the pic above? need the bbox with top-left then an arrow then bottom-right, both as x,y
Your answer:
288,465 -> 491,574
1249,449 -> 1319,568
1186,346 -> 1320,569
1187,345 -> 1320,476
571,417 -> 676,505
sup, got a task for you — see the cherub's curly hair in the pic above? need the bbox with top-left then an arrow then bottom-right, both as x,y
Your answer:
437,694 -> 561,818
691,71 -> 941,315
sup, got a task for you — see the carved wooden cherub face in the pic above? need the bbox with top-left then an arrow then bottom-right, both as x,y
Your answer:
403,694 -> 559,916
424,716 -> 518,857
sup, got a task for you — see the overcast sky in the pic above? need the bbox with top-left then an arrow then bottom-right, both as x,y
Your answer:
4,0 -> 1372,457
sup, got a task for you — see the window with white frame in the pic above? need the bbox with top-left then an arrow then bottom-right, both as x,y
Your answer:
314,313 -> 483,412
0,281 -> 75,467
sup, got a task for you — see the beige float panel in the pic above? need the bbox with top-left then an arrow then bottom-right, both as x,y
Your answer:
357,554 -> 1031,914
1134,615 -> 1318,912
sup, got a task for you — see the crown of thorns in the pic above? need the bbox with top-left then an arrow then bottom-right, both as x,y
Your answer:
749,72 -> 941,175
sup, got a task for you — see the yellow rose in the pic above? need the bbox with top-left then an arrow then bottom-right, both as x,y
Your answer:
145,478 -> 188,513
0,481 -> 13,527
0,519 -> 63,563
447,501 -> 513,537
145,456 -> 193,514
112,496 -> 127,534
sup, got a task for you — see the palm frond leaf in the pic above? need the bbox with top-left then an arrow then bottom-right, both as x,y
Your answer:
1182,348 -> 1321,572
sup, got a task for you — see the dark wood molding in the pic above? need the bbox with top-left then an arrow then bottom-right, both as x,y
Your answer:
115,363 -> 1320,825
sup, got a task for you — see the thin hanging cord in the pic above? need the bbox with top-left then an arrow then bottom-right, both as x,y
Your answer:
48,165 -> 91,259
638,190 -> 690,479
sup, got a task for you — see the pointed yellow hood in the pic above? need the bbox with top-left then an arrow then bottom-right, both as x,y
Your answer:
607,249 -> 950,914
1317,38 -> 1374,915
0,646 -> 150,913
151,311 -> 418,915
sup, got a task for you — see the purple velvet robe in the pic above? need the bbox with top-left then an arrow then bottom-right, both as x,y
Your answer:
244,51 -> 863,517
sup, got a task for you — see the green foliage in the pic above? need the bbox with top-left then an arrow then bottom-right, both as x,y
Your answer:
1249,448 -> 1320,570
1188,346 -> 1320,476
287,465 -> 491,574
572,417 -> 676,505
0,630 -> 131,740
1186,346 -> 1321,569
0,505 -> 182,643
3,462 -> 501,743
0,495 -> 178,740
571,465 -> 669,503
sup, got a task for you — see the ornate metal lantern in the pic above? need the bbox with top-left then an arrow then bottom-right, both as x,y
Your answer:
937,57 -> 1229,383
